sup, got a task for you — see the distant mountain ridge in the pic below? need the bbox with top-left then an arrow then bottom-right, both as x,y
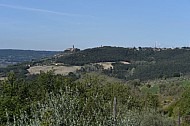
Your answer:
0,49 -> 59,67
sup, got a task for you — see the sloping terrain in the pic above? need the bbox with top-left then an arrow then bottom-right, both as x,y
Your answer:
2,46 -> 190,125
2,46 -> 190,81
56,46 -> 190,81
0,49 -> 59,67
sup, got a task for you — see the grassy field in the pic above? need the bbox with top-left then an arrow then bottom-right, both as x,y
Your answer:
28,65 -> 81,75
95,62 -> 114,69
95,61 -> 130,69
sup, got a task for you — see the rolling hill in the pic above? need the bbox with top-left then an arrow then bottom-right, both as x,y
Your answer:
55,46 -> 190,81
0,49 -> 59,67
2,46 -> 190,81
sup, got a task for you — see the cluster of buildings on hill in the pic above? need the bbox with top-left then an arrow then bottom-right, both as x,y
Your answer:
53,45 -> 80,58
63,45 -> 190,53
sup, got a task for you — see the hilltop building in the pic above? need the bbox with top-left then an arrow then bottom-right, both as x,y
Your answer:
64,45 -> 80,53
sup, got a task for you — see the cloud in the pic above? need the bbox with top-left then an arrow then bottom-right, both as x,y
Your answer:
0,3 -> 93,18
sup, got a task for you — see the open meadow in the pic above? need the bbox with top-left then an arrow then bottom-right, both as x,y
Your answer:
28,65 -> 81,75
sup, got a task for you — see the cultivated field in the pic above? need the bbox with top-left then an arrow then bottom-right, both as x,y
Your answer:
96,62 -> 114,69
96,61 -> 130,69
28,65 -> 81,75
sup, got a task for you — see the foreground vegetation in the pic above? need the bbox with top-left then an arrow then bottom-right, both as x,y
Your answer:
0,71 -> 181,125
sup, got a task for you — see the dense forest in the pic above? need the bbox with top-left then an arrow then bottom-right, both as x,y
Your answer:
57,46 -> 190,81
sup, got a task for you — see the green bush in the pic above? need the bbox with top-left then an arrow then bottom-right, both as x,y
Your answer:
6,91 -> 175,126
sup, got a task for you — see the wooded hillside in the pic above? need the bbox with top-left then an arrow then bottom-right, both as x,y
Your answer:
56,46 -> 190,80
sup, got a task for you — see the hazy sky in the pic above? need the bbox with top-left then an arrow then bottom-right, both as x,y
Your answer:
0,0 -> 190,50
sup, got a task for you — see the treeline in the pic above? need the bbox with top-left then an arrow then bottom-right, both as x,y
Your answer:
103,61 -> 190,81
56,46 -> 131,65
0,63 -> 29,78
56,46 -> 156,65
56,46 -> 190,80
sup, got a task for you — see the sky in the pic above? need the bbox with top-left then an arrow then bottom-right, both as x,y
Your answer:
0,0 -> 190,51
